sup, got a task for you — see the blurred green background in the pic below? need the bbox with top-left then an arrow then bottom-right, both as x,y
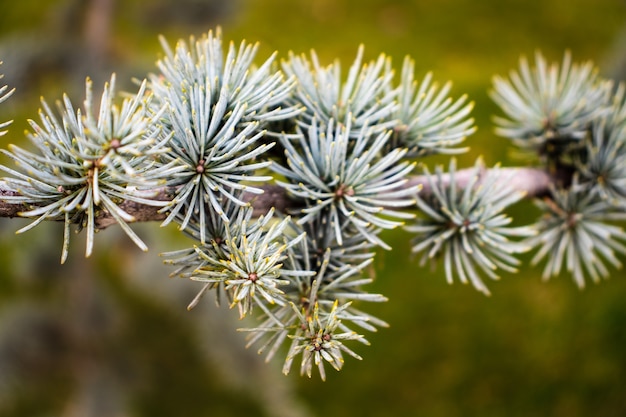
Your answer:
1,1 -> 626,416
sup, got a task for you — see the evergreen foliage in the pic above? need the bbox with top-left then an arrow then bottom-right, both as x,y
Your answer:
491,52 -> 626,287
406,158 -> 534,295
1,30 -> 626,379
0,75 -> 172,262
149,29 -> 300,244
0,63 -> 13,136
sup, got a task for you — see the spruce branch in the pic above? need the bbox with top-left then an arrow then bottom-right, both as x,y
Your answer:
272,117 -> 420,249
491,51 -> 611,153
491,51 -> 626,287
149,28 -> 300,244
2,29 -> 626,380
0,168 -> 554,223
527,182 -> 626,288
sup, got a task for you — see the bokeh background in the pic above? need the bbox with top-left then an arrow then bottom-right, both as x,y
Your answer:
1,1 -> 626,416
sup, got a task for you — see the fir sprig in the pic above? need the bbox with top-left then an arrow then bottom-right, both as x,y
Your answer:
490,53 -> 626,288
273,118 -> 419,249
0,75 -> 171,262
491,51 -> 611,156
189,209 -> 311,319
150,28 -> 300,243
283,300 -> 367,381
527,184 -> 626,288
406,158 -> 535,295
238,218 -> 387,373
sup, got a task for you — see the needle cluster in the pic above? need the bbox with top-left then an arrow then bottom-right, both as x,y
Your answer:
492,52 -> 626,287
0,75 -> 171,262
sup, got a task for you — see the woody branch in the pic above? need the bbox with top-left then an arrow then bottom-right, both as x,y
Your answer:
0,166 -> 552,229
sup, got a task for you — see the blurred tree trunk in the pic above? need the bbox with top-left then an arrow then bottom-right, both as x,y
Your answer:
83,0 -> 115,75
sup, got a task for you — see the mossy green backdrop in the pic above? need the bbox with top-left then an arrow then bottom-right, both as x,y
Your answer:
1,1 -> 626,416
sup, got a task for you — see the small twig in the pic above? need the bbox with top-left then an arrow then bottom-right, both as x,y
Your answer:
0,167 -> 553,229
406,167 -> 552,199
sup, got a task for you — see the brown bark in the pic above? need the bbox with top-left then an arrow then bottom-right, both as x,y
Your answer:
0,167 -> 553,229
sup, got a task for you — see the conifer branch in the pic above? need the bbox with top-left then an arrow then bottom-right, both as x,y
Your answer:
1,31 -> 625,380
0,166 -> 553,227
